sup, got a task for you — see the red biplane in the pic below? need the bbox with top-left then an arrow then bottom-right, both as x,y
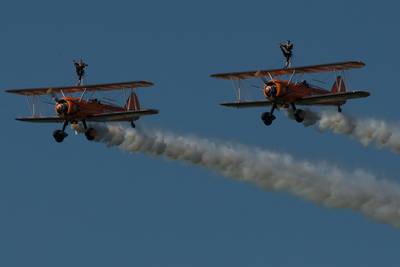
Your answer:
211,61 -> 370,126
6,63 -> 159,143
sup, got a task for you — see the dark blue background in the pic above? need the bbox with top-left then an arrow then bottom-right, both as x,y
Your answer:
1,1 -> 399,266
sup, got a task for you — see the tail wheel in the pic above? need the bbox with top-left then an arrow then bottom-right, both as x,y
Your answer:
85,128 -> 96,141
53,130 -> 67,143
261,112 -> 276,126
294,109 -> 305,123
130,120 -> 136,128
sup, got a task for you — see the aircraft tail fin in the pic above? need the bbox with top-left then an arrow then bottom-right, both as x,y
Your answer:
331,76 -> 346,93
125,92 -> 141,111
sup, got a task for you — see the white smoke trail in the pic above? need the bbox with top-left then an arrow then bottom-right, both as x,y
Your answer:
287,109 -> 400,154
93,124 -> 400,228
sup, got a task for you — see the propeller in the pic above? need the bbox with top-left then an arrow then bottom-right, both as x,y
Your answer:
260,76 -> 268,84
46,88 -> 59,102
42,100 -> 56,105
251,84 -> 262,89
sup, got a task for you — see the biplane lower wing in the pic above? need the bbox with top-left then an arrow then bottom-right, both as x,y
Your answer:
16,117 -> 64,123
220,91 -> 370,108
86,109 -> 159,122
295,91 -> 370,105
15,109 -> 159,123
221,100 -> 273,108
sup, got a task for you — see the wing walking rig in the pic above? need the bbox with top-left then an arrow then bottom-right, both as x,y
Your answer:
210,61 -> 370,126
6,61 -> 159,143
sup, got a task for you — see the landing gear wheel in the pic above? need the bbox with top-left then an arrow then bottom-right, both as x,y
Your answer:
53,130 -> 68,143
85,128 -> 96,141
130,120 -> 136,128
261,112 -> 276,126
294,109 -> 305,123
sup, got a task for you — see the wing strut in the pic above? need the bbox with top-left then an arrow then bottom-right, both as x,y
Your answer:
79,87 -> 87,102
231,79 -> 242,101
288,70 -> 296,84
267,72 -> 275,82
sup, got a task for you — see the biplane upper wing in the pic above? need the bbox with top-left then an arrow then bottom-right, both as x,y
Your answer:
211,61 -> 365,80
295,91 -> 370,105
86,109 -> 159,122
5,81 -> 154,96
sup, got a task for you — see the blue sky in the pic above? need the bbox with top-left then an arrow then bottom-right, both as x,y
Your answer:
1,0 -> 399,266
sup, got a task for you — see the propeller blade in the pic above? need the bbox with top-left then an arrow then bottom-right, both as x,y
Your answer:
42,100 -> 55,105
46,88 -> 59,102
260,77 -> 268,84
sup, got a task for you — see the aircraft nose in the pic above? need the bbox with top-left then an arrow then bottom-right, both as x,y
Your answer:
55,103 -> 62,113
55,102 -> 68,115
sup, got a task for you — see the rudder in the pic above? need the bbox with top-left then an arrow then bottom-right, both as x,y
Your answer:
331,76 -> 346,93
125,92 -> 141,111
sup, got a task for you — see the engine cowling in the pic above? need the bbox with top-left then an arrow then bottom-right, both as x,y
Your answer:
263,81 -> 285,98
55,100 -> 79,116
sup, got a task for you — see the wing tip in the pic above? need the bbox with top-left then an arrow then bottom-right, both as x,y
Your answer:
140,80 -> 155,87
147,109 -> 159,114
220,102 -> 234,106
352,60 -> 366,67
220,101 -> 245,108
5,89 -> 23,95
210,74 -> 225,79
354,90 -> 371,97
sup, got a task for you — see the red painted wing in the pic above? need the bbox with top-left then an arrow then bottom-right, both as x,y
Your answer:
211,61 -> 365,80
5,81 -> 154,96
